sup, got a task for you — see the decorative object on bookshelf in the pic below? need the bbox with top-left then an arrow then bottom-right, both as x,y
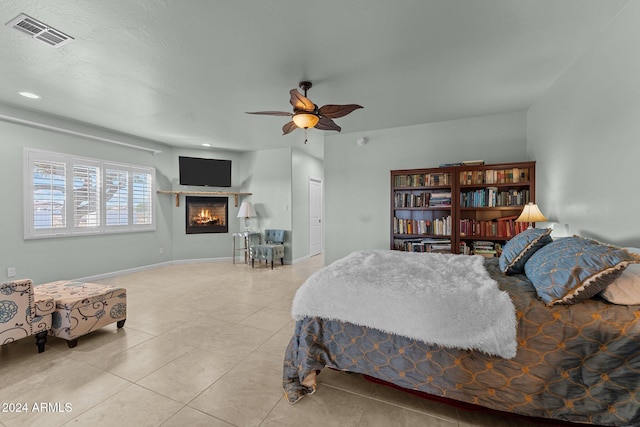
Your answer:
237,201 -> 257,231
516,203 -> 547,229
391,161 -> 536,254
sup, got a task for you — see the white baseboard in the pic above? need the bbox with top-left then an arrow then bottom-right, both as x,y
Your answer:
73,257 -> 232,281
73,253 -> 321,282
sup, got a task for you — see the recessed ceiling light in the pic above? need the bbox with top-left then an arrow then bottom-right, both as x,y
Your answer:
19,91 -> 41,99
201,143 -> 211,147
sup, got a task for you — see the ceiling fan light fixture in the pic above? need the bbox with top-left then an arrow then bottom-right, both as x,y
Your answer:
292,113 -> 319,129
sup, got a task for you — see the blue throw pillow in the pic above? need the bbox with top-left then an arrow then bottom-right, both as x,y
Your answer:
524,236 -> 640,305
498,228 -> 552,275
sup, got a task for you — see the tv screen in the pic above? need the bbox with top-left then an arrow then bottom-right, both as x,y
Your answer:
179,156 -> 232,187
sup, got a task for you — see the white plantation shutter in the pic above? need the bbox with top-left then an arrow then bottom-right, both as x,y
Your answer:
24,148 -> 155,239
104,167 -> 129,226
132,170 -> 153,225
73,162 -> 101,228
31,158 -> 66,231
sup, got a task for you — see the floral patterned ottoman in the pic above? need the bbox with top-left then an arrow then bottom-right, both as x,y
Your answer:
34,281 -> 126,348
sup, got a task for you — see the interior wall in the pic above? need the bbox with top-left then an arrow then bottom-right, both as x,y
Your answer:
240,147 -> 293,262
527,1 -> 640,247
323,112 -> 528,265
291,148 -> 324,262
0,103 -> 305,281
167,147 -> 252,262
0,104 -> 173,284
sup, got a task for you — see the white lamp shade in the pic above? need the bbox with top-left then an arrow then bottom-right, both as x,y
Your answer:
516,202 -> 547,223
237,201 -> 256,218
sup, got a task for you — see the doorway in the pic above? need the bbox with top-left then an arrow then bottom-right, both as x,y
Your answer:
309,177 -> 323,256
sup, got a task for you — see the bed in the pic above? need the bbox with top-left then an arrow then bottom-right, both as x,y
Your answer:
283,234 -> 640,426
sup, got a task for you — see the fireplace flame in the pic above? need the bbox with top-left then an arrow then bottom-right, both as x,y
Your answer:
192,208 -> 220,225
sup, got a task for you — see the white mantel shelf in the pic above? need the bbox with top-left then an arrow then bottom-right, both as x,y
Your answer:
157,190 -> 252,207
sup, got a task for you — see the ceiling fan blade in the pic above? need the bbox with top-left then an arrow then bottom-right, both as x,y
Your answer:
282,121 -> 298,135
245,111 -> 293,116
289,89 -> 315,112
318,104 -> 363,119
315,117 -> 341,132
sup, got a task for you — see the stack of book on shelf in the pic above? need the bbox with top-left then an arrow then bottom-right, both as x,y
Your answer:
428,191 -> 451,207
423,238 -> 452,253
459,241 -> 471,255
393,238 -> 451,253
472,241 -> 497,258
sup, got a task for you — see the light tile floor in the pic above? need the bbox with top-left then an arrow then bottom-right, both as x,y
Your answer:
1,256 -> 547,426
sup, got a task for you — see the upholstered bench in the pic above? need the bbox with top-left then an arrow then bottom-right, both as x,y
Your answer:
34,281 -> 126,348
1,279 -> 55,353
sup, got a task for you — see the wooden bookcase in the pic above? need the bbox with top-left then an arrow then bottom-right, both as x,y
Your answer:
390,167 -> 455,253
391,161 -> 536,255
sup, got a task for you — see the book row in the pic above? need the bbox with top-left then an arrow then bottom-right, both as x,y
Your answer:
459,217 -> 530,238
459,188 -> 530,208
394,172 -> 452,188
459,167 -> 530,185
393,215 -> 452,236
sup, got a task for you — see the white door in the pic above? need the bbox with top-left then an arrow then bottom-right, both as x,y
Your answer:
309,178 -> 322,256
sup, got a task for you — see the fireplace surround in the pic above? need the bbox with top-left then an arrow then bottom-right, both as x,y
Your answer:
185,196 -> 228,234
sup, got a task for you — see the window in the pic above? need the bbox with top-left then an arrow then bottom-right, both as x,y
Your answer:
24,148 -> 155,239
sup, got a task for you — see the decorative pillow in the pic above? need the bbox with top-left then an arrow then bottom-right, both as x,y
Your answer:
524,237 -> 640,305
599,247 -> 640,305
498,228 -> 552,275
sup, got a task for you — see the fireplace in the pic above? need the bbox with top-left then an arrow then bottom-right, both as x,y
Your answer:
185,196 -> 228,234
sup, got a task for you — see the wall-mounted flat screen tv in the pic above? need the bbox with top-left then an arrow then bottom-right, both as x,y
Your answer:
179,156 -> 232,187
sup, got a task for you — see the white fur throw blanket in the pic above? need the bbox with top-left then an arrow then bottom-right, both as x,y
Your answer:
292,250 -> 517,359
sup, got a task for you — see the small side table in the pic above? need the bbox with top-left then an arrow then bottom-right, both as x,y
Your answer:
232,231 -> 260,264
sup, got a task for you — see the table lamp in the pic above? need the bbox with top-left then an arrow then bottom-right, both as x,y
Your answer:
516,202 -> 547,229
237,201 -> 257,232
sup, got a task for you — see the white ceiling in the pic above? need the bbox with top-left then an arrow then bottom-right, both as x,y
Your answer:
0,1 -> 629,158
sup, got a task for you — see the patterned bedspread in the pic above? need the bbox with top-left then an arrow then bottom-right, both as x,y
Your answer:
283,258 -> 640,426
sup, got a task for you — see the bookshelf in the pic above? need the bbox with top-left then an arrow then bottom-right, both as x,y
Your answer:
391,161 -> 536,255
390,168 -> 454,253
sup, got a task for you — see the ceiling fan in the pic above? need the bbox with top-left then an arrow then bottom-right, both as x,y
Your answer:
246,81 -> 363,142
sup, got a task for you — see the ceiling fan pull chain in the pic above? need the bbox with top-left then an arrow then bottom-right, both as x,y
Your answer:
304,128 -> 308,144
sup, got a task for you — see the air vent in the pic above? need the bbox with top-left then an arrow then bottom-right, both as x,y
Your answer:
5,13 -> 74,48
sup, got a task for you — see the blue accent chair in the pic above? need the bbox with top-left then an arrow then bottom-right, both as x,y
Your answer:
250,229 -> 285,269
